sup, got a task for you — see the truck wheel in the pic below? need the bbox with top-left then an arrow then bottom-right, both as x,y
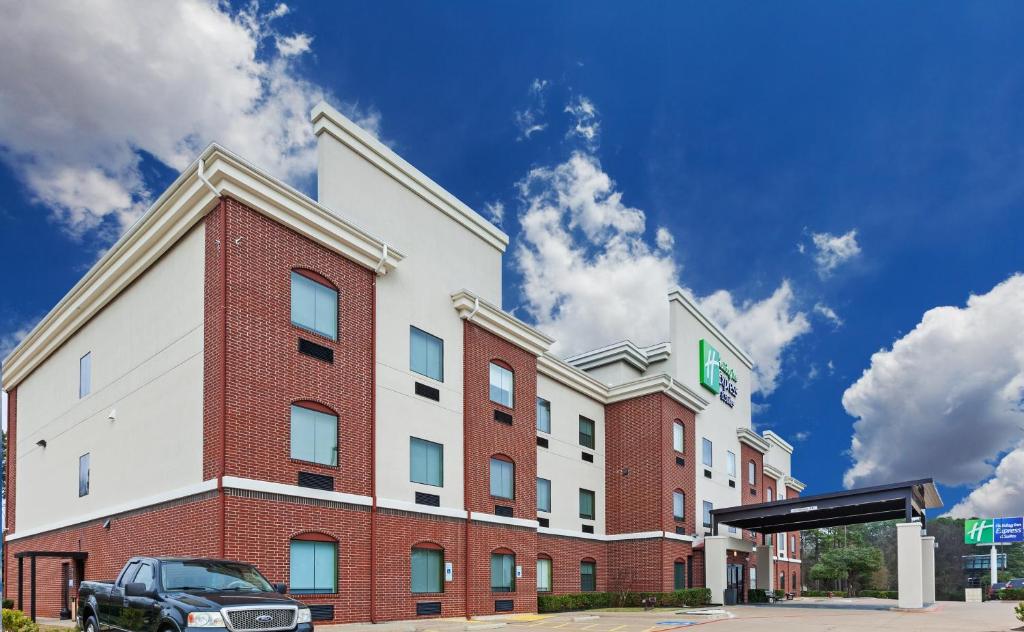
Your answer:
84,615 -> 99,632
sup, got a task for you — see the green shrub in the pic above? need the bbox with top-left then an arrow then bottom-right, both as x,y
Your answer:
2,609 -> 40,632
537,589 -> 710,613
2,600 -> 14,610
1015,601 -> 1023,623
857,590 -> 897,599
997,589 -> 1024,601
748,589 -> 768,603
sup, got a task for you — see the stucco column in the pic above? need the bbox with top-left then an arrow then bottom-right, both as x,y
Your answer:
896,522 -> 923,609
756,541 -> 774,591
705,536 -> 729,604
921,536 -> 935,605
991,545 -> 998,587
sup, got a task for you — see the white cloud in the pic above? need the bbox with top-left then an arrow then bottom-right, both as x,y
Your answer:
827,360 -> 835,375
807,364 -> 819,381
483,201 -> 505,226
810,229 -> 861,276
814,302 -> 844,328
565,96 -> 600,146
0,0 -> 378,241
655,227 -> 675,251
842,274 -> 1024,489
794,431 -> 811,442
946,445 -> 1024,518
514,79 -> 550,140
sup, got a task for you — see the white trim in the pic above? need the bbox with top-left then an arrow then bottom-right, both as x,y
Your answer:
607,374 -> 710,413
6,479 -> 218,541
452,290 -> 554,356
763,463 -> 786,484
662,530 -> 697,543
784,476 -> 806,493
643,342 -> 672,364
376,497 -> 468,519
222,476 -> 373,507
773,556 -> 802,565
737,427 -> 771,453
762,431 -> 794,454
311,102 -> 509,253
537,528 -> 695,543
537,354 -> 609,403
565,340 -> 649,372
470,512 -> 539,529
537,526 -> 607,541
667,288 -> 754,369
2,144 -> 404,390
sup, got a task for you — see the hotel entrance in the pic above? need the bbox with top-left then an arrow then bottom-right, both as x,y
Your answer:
726,564 -> 745,604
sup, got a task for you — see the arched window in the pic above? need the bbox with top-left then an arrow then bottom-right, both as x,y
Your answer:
766,487 -> 773,503
779,571 -> 786,590
490,455 -> 515,499
792,572 -> 798,593
537,554 -> 552,593
290,269 -> 338,340
489,361 -> 514,407
491,548 -> 516,592
673,558 -> 686,590
580,558 -> 597,592
411,542 -> 444,594
672,490 -> 685,521
290,402 -> 338,466
673,420 -> 684,453
747,460 -> 756,485
290,533 -> 337,594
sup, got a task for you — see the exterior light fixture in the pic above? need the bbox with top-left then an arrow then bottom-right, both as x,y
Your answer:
108,409 -> 117,421
36,439 -> 47,448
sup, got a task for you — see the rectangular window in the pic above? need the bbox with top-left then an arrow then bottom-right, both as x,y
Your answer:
791,535 -> 797,555
673,490 -> 685,521
537,478 -> 551,513
490,458 -> 514,499
727,451 -> 736,478
580,561 -> 596,592
703,501 -> 713,528
410,437 -> 444,487
291,271 -> 338,340
702,438 -> 713,467
674,561 -> 686,590
490,553 -> 515,592
411,547 -> 444,594
748,460 -> 756,484
579,488 -> 595,520
673,421 -> 684,452
536,398 -> 551,433
78,453 -> 90,497
537,558 -> 552,593
290,540 -> 337,594
489,362 -> 514,407
79,352 -> 92,398
410,326 -> 444,381
579,416 -> 595,449
290,405 -> 338,466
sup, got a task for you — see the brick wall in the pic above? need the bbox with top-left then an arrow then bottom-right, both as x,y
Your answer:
467,521 -> 537,615
739,444 -> 764,543
607,539 -> 662,593
661,539 -> 695,592
659,397 -> 696,535
537,533 -> 608,594
605,394 -> 662,535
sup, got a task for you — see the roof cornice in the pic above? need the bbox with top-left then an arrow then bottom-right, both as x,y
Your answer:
565,340 -> 649,372
737,427 -> 771,453
452,290 -> 554,357
607,374 -> 710,413
667,287 -> 754,369
2,144 -> 404,390
763,430 -> 794,454
785,476 -> 807,493
763,463 -> 786,483
537,353 -> 609,403
312,102 -> 509,253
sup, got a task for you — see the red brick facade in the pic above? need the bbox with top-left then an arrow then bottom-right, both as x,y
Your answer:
537,534 -> 608,594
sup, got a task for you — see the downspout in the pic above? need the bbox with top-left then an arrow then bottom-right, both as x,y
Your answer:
463,320 -> 471,619
369,272 -> 379,623
374,243 -> 390,275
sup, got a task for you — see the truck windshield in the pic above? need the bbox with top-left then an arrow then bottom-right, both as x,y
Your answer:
161,561 -> 274,592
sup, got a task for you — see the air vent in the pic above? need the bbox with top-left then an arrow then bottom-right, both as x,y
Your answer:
297,471 -> 334,490
536,436 -> 549,448
308,605 -> 334,621
494,600 -> 514,612
704,469 -> 712,479
675,456 -> 685,466
494,409 -> 513,425
538,517 -> 549,528
297,338 -> 333,363
415,492 -> 440,507
581,452 -> 594,463
582,524 -> 594,534
415,382 -> 440,401
495,505 -> 513,518
675,526 -> 686,535
728,479 -> 736,488
416,602 -> 442,616
751,489 -> 757,496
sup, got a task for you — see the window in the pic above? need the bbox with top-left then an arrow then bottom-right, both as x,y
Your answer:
79,352 -> 91,398
536,398 -> 551,433
702,438 -> 712,467
793,572 -> 798,591
489,362 -> 514,407
579,416 -> 595,449
290,538 -> 337,594
702,501 -> 713,528
791,535 -> 797,555
580,560 -> 596,592
766,487 -> 773,503
537,478 -> 551,513
779,572 -> 785,590
750,567 -> 757,591
291,271 -> 337,340
673,490 -> 685,521
579,488 -> 595,520
779,531 -> 786,554
78,453 -> 90,497
727,451 -> 736,478
673,421 -> 684,452
410,327 -> 444,381
491,552 -> 515,592
290,404 -> 338,466
410,437 -> 444,487
674,560 -> 686,590
537,557 -> 552,593
133,563 -> 156,591
490,457 -> 514,499
748,460 -> 756,485
411,545 -> 444,594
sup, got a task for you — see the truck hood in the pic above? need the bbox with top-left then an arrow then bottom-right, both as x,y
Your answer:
166,591 -> 303,609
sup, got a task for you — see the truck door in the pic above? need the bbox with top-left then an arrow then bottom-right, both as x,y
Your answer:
122,562 -> 160,632
103,561 -> 139,631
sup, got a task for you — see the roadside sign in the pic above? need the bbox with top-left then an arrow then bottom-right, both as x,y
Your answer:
964,517 -> 1024,544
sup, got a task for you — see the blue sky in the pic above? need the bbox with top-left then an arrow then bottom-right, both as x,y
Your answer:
1,1 -> 1023,517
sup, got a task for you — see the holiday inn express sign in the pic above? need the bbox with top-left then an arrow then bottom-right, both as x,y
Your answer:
699,339 -> 739,408
964,517 -> 1024,544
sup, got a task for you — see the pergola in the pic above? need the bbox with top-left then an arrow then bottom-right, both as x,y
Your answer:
14,550 -> 89,622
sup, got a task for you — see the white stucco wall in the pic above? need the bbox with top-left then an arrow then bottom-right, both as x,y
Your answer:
536,374 -> 606,535
14,225 -> 206,532
317,120 -> 504,512
583,362 -> 642,386
763,433 -> 793,477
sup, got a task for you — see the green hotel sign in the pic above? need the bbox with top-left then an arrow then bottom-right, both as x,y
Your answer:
965,517 -> 1024,544
699,339 -> 739,407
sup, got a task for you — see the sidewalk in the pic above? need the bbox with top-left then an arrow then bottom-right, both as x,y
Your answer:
316,613 -> 549,632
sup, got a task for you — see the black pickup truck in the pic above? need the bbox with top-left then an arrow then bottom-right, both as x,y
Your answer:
78,557 -> 314,632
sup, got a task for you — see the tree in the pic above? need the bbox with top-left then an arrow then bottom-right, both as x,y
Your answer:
809,545 -> 883,596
